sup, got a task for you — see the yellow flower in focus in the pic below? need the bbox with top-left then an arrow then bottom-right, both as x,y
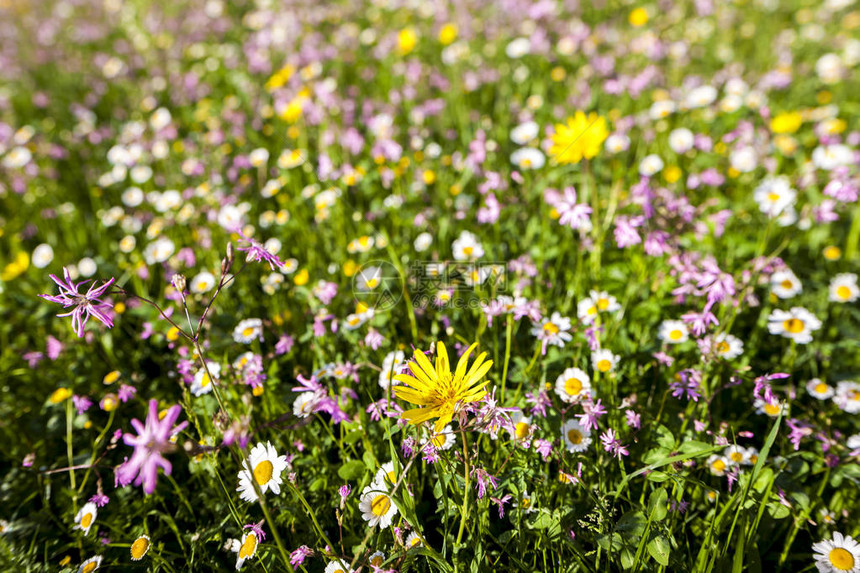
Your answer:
629,7 -> 649,27
50,388 -> 73,404
550,111 -> 609,164
1,251 -> 29,281
439,23 -> 457,45
394,342 -> 493,432
770,111 -> 803,134
398,28 -> 418,55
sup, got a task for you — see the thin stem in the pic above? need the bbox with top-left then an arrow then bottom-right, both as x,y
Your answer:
455,430 -> 471,547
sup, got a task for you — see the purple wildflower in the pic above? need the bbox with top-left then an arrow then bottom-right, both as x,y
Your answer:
471,468 -> 498,499
39,267 -> 115,337
490,494 -> 512,518
89,492 -> 110,507
73,395 -> 93,414
115,399 -> 188,495
599,429 -> 629,459
290,546 -> 313,567
236,233 -> 284,270
578,398 -> 606,432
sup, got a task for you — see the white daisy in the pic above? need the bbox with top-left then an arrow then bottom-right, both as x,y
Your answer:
707,455 -> 730,476
510,121 -> 539,145
75,502 -> 98,536
554,367 -> 592,403
531,312 -> 572,349
191,362 -> 221,396
378,350 -> 406,390
237,442 -> 288,502
754,398 -> 787,418
658,320 -> 689,344
830,273 -> 859,303
812,532 -> 860,573
510,147 -> 546,170
577,290 -> 621,323
423,425 -> 456,451
231,529 -> 261,570
368,550 -> 386,569
233,318 -> 263,343
806,378 -> 835,400
771,269 -> 803,299
509,411 -> 533,441
292,392 -> 317,418
130,534 -> 151,561
359,481 -> 399,528
713,333 -> 744,360
754,176 -> 796,217
767,307 -> 822,344
32,244 -> 54,269
452,231 -> 484,261
78,556 -> 102,573
324,559 -> 352,573
685,85 -> 718,108
812,144 -> 853,171
639,154 -> 664,177
516,489 -> 537,514
724,445 -> 747,466
375,461 -> 398,486
404,531 -> 424,548
591,348 -> 620,374
561,419 -> 592,453
834,382 -> 860,414
668,128 -> 694,154
190,271 -> 217,294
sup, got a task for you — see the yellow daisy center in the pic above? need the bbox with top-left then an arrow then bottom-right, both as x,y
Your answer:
515,422 -> 530,439
131,537 -> 150,560
242,327 -> 255,337
564,377 -> 583,396
543,322 -> 560,335
462,246 -> 473,256
767,192 -> 780,202
81,513 -> 93,529
371,494 -> 391,516
386,470 -> 396,484
730,452 -> 743,463
669,329 -> 683,341
597,359 -> 612,373
712,459 -> 726,472
836,285 -> 852,300
371,555 -> 384,566
431,433 -> 447,448
238,533 -> 257,559
780,279 -> 793,289
82,562 -> 98,573
764,402 -> 781,416
829,548 -> 855,571
200,373 -> 211,388
716,341 -> 730,353
521,497 -> 531,508
815,383 -> 828,394
365,278 -> 379,288
782,318 -> 804,334
253,460 -> 274,485
597,297 -> 610,310
567,429 -> 583,445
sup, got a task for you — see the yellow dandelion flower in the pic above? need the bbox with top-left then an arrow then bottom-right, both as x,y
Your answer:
394,342 -> 493,432
549,111 -> 609,165
629,7 -> 649,27
770,111 -> 803,134
398,28 -> 418,55
439,23 -> 458,45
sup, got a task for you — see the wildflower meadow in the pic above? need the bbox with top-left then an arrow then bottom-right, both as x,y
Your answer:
2,0 -> 860,571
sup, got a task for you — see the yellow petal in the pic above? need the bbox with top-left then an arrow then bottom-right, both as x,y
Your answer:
401,407 -> 438,424
394,387 -> 428,404
454,343 -> 478,382
464,353 -> 490,382
413,350 -> 437,381
435,341 -> 449,380
394,373 -> 432,392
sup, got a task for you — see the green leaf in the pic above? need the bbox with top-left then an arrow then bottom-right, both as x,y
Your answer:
337,460 -> 366,481
648,487 -> 669,522
647,534 -> 670,566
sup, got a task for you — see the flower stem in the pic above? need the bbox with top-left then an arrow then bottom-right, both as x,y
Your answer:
455,430 -> 471,547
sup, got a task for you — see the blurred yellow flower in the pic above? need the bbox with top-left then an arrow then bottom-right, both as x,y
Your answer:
770,111 -> 803,134
1,251 -> 29,281
438,23 -> 457,45
629,7 -> 648,27
550,111 -> 609,164
397,28 -> 418,55
49,387 -> 73,404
